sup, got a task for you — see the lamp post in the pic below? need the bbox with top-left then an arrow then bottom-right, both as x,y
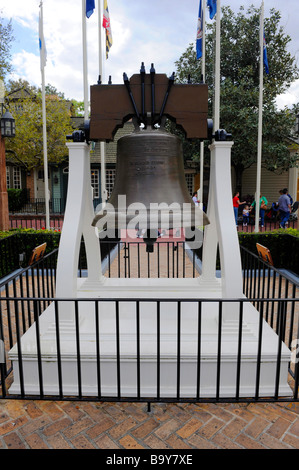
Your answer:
0,110 -> 15,231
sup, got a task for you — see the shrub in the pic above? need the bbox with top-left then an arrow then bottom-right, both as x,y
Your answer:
238,229 -> 299,275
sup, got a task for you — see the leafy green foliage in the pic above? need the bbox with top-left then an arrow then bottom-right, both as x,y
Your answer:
0,16 -> 14,81
5,95 -> 74,169
175,5 -> 299,192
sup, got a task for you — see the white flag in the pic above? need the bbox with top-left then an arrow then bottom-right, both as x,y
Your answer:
39,2 -> 47,70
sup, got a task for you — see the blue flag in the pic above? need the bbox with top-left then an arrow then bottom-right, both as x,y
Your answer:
196,0 -> 203,59
207,0 -> 217,20
263,33 -> 269,74
86,0 -> 95,18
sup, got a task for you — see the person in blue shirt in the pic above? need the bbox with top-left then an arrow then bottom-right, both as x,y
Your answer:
278,188 -> 292,228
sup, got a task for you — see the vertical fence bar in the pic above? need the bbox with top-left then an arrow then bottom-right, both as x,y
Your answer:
74,300 -> 82,398
0,300 -> 7,395
176,301 -> 181,400
276,275 -> 283,335
216,301 -> 223,401
235,301 -> 244,400
14,295 -> 25,397
255,306 -> 264,400
115,301 -> 121,399
167,243 -> 170,278
108,242 -> 111,278
274,299 -> 287,400
196,301 -> 202,400
270,270 -> 277,328
157,301 -> 160,401
147,250 -> 150,278
157,243 -> 160,279
265,267 -> 271,323
136,300 -> 141,400
248,254 -> 253,300
137,243 -> 141,278
128,244 -> 131,279
5,284 -> 13,349
53,300 -> 63,398
288,285 -> 296,350
293,318 -> 299,400
33,300 -> 44,398
183,242 -> 186,279
124,243 -> 127,279
19,275 -> 27,334
95,300 -> 101,399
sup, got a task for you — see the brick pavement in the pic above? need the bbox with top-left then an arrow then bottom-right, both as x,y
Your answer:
0,399 -> 299,449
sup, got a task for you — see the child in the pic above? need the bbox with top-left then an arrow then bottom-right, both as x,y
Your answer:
242,205 -> 250,226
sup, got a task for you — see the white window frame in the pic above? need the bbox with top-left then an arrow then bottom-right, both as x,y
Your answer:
91,169 -> 99,199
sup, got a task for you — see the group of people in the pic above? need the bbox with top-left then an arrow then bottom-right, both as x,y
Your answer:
232,188 -> 293,228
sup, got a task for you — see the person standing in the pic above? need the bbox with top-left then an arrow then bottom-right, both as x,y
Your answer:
251,194 -> 268,227
278,188 -> 291,228
192,191 -> 199,206
232,192 -> 246,226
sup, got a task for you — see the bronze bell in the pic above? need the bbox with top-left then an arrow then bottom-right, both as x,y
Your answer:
92,125 -> 209,251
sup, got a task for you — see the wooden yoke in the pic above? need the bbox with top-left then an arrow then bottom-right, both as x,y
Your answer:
90,71 -> 209,142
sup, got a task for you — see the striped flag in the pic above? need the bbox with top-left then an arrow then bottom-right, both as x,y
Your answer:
39,2 -> 47,70
196,0 -> 203,59
86,0 -> 95,18
103,0 -> 112,59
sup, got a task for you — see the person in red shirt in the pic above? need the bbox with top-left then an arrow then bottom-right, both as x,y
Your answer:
232,192 -> 246,226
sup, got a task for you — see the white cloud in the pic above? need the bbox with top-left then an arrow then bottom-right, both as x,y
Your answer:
3,0 -> 299,106
276,79 -> 299,109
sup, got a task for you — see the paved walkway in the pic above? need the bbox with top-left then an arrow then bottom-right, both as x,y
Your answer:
0,399 -> 299,450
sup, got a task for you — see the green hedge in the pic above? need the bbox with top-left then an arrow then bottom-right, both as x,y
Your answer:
238,229 -> 299,275
0,229 -> 61,278
7,188 -> 29,212
0,228 -> 118,279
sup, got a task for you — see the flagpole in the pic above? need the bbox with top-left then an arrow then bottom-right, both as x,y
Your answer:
98,0 -> 107,205
82,0 -> 89,121
214,0 -> 221,132
40,1 -> 50,230
255,1 -> 264,233
199,2 -> 206,209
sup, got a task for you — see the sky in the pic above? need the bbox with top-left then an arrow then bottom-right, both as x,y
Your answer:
1,0 -> 299,109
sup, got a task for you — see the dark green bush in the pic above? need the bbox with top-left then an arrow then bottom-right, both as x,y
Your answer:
7,188 -> 29,212
0,229 -> 118,279
0,229 -> 60,278
238,229 -> 299,275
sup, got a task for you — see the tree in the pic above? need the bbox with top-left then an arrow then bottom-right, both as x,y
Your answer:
0,15 -> 14,81
175,5 -> 299,195
5,93 -> 74,169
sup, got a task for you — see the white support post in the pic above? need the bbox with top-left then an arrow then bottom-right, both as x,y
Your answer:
200,141 -> 243,319
56,142 -> 102,318
211,141 -> 243,299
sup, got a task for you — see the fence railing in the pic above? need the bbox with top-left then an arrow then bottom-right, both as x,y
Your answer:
0,242 -> 298,404
9,198 -> 66,215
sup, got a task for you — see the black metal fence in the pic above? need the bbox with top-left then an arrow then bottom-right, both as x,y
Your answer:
9,198 -> 66,215
0,242 -> 298,404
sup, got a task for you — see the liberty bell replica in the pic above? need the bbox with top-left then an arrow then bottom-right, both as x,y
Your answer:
91,64 -> 210,251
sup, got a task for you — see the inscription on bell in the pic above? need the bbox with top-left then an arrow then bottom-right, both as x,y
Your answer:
130,159 -> 165,176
